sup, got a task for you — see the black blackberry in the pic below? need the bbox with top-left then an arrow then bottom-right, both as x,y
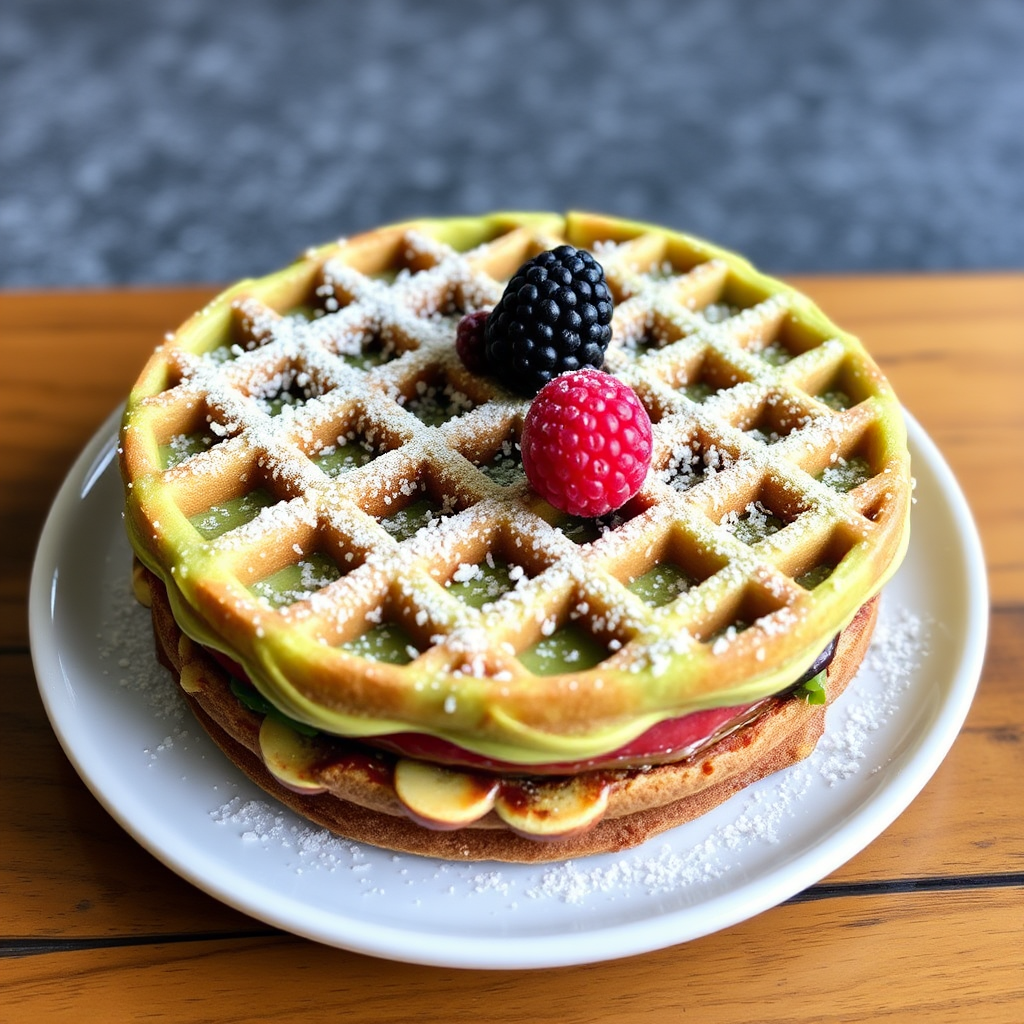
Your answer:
484,245 -> 613,395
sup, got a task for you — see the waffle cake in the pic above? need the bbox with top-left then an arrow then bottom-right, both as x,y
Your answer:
119,212 -> 911,862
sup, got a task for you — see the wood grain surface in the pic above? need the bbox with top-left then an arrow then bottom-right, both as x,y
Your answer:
1,275 -> 1021,1023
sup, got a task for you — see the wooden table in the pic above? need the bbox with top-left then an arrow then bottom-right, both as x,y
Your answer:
2,276 -> 1021,1022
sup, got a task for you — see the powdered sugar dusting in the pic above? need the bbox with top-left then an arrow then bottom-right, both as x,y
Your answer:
527,597 -> 930,903
98,569 -> 188,728
120,220 -> 913,757
816,603 -> 929,784
211,796 -> 370,876
106,563 -> 932,905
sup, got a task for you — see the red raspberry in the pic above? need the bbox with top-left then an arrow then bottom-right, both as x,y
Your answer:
455,309 -> 490,374
521,368 -> 653,517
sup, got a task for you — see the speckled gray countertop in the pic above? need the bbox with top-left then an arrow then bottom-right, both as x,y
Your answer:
2,0 -> 1021,287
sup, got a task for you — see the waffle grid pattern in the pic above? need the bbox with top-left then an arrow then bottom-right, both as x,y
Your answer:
120,213 -> 910,761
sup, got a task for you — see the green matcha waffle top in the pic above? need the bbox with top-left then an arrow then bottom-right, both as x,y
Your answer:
119,212 -> 911,766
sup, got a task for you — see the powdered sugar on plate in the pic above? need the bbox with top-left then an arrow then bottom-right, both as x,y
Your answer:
96,567 -> 192,766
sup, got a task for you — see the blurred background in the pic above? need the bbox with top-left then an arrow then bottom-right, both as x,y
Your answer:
2,0 -> 1021,288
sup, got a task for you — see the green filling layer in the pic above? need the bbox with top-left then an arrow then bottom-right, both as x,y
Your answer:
381,497 -> 444,541
519,624 -> 608,676
405,384 -> 474,427
263,388 -> 309,417
250,552 -> 342,608
818,456 -> 871,493
559,516 -> 602,545
159,430 -> 217,469
189,489 -> 276,540
729,503 -> 785,545
314,438 -> 377,476
700,302 -> 740,323
758,340 -> 792,366
230,678 -> 318,734
628,563 -> 694,606
626,333 -> 662,358
556,511 -> 629,545
796,563 -> 835,591
283,305 -> 321,321
342,622 -> 417,665
446,560 -> 518,608
480,443 -> 524,486
342,337 -> 395,370
818,389 -> 852,411
794,670 -> 827,705
682,381 -> 715,403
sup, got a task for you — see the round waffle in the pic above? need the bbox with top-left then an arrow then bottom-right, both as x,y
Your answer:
119,212 -> 911,859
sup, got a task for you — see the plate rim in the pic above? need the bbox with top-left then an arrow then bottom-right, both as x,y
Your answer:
28,406 -> 989,969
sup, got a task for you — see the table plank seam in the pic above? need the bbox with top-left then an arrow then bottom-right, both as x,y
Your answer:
789,871 -> 1024,904
3,874 -> 1021,960
0,928 -> 280,960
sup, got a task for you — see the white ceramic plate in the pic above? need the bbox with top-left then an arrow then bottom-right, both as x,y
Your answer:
30,407 -> 987,970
